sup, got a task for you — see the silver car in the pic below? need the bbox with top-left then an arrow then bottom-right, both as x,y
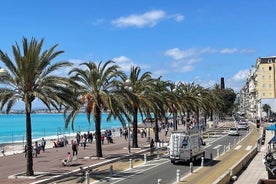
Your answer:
228,127 -> 239,136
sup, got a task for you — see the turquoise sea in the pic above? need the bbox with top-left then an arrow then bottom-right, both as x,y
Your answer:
0,113 -> 142,144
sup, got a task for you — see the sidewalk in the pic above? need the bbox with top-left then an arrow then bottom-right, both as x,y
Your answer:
233,126 -> 274,184
0,125 -> 176,184
178,124 -> 260,184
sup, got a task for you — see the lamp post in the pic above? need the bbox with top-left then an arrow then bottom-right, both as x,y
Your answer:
0,68 -> 8,77
172,88 -> 177,131
125,79 -> 132,154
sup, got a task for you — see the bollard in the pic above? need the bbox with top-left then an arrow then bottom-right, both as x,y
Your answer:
224,145 -> 226,153
229,142 -> 231,149
158,178 -> 162,184
217,148 -> 220,157
109,165 -> 113,177
210,152 -> 213,161
86,171 -> 90,184
129,158 -> 133,169
144,154 -> 147,164
201,157 -> 204,167
176,169 -> 180,182
162,139 -> 164,147
157,150 -> 160,159
190,162 -> 193,173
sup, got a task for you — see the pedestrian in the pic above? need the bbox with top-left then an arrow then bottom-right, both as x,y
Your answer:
150,139 -> 154,154
165,127 -> 168,136
41,138 -> 46,152
71,140 -> 78,156
61,152 -> 72,166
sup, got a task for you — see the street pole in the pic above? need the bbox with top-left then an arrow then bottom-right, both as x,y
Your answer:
128,122 -> 131,153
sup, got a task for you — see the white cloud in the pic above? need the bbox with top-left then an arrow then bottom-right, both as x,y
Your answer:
111,10 -> 184,28
165,48 -> 196,60
232,69 -> 250,81
220,48 -> 238,54
112,10 -> 166,28
112,56 -> 134,71
173,14 -> 185,22
179,65 -> 194,72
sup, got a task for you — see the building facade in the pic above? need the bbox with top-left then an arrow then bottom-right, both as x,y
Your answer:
239,56 -> 276,120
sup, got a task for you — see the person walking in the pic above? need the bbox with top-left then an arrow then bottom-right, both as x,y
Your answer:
150,139 -> 155,154
71,140 -> 78,156
41,138 -> 46,152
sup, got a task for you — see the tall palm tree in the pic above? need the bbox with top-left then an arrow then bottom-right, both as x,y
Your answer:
120,66 -> 154,148
66,61 -> 127,157
0,37 -> 76,176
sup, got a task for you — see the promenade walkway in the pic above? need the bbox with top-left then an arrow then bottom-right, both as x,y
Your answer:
1,121 -> 271,184
233,125 -> 274,184
0,126 -> 173,184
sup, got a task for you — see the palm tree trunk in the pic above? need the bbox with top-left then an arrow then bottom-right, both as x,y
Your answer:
132,108 -> 138,148
95,107 -> 103,157
154,116 -> 159,142
26,106 -> 34,176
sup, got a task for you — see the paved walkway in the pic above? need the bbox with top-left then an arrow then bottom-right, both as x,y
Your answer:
233,125 -> 274,184
2,120 -> 268,184
0,125 -> 177,184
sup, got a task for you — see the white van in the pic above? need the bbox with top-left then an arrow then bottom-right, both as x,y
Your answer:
168,130 -> 205,164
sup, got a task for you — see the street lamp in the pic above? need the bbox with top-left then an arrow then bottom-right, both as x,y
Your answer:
0,68 -> 8,77
125,79 -> 132,154
172,88 -> 178,131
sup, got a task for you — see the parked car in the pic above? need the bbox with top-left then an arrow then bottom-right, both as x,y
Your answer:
237,122 -> 249,130
228,127 -> 239,136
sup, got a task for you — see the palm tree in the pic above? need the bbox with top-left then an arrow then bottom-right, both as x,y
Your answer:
0,37 -> 76,176
120,66 -> 154,148
66,61 -> 127,157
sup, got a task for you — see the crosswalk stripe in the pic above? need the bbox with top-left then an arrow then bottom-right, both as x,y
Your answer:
245,146 -> 252,151
234,145 -> 242,150
213,145 -> 222,149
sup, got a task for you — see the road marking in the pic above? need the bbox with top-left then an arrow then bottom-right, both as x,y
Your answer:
245,146 -> 252,151
93,158 -> 169,184
213,145 -> 222,149
234,145 -> 242,150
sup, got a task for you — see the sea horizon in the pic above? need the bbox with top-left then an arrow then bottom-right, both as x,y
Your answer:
0,113 -> 143,145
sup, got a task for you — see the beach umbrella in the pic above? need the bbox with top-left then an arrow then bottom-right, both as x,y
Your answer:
266,124 -> 276,135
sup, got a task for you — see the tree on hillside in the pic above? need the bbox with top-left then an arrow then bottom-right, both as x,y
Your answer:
0,37 -> 77,176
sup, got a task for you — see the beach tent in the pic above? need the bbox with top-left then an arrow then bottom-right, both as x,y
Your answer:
266,124 -> 276,135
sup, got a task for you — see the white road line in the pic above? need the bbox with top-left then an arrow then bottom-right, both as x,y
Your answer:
234,145 -> 242,150
213,145 -> 222,149
245,146 -> 252,151
92,158 -> 170,184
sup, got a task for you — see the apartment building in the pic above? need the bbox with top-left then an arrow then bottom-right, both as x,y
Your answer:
239,56 -> 276,120
255,56 -> 276,99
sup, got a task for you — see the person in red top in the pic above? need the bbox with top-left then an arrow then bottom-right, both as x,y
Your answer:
71,140 -> 78,156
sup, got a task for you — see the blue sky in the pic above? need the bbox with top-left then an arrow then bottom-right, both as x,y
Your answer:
0,1 -> 275,109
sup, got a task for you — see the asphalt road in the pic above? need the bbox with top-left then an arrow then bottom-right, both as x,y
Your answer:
92,128 -> 250,184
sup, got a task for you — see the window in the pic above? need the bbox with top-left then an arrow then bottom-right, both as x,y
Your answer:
269,66 -> 272,70
269,84 -> 272,88
263,84 -> 265,88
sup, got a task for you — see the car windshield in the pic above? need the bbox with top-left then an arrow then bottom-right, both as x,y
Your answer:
230,128 -> 237,131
